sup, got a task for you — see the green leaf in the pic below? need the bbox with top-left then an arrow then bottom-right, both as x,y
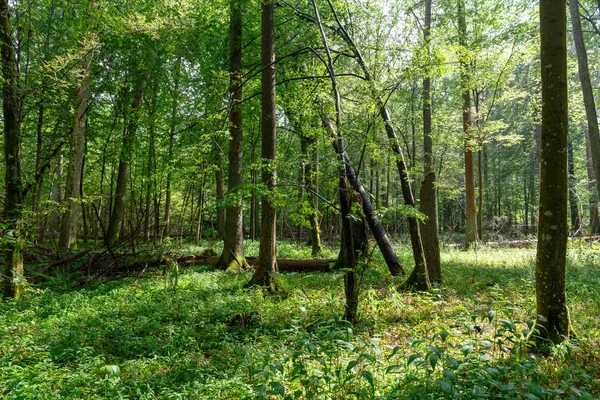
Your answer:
346,360 -> 359,373
269,382 -> 285,396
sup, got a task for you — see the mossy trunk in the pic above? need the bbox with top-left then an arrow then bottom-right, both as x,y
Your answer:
249,0 -> 281,293
215,0 -> 247,271
1,0 -> 25,299
535,0 -> 571,344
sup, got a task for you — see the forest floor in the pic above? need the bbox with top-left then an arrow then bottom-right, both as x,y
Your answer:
1,240 -> 599,399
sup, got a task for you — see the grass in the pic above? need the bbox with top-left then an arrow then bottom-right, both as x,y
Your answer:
0,240 -> 599,399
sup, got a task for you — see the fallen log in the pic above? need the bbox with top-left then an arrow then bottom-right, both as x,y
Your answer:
39,248 -> 92,274
189,256 -> 336,272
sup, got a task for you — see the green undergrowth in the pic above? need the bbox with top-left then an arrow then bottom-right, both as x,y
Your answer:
1,241 -> 599,399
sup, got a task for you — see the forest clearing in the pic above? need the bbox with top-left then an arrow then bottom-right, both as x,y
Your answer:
1,0 -> 600,398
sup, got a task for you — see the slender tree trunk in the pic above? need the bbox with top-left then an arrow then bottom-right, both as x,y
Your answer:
419,0 -> 441,283
306,137 -> 322,256
458,0 -> 477,246
215,141 -> 225,239
250,142 -> 257,241
106,56 -> 154,246
51,156 -> 63,232
250,0 -> 280,292
162,58 -> 181,238
214,0 -> 247,270
1,0 -> 24,298
568,139 -> 580,232
300,0 -> 426,286
586,133 -> 600,234
535,0 -> 571,344
59,56 -> 92,251
569,0 -> 600,209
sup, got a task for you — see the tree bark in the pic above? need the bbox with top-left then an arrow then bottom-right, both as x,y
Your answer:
535,0 -> 571,344
250,0 -> 280,292
568,139 -> 580,232
214,0 -> 247,270
162,58 -> 181,238
59,56 -> 92,251
105,56 -> 154,246
569,0 -> 600,219
585,133 -> 600,234
458,0 -> 477,247
0,0 -> 24,298
419,0 -> 441,284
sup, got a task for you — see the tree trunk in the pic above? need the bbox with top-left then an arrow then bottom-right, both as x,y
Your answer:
568,139 -> 580,232
570,0 -> 600,200
0,0 -> 24,299
306,139 -> 322,257
215,141 -> 225,239
214,0 -> 247,270
250,0 -> 280,292
458,0 -> 477,247
105,56 -> 154,246
59,56 -> 92,251
419,0 -> 441,284
535,0 -> 571,344
304,0 -> 428,288
586,133 -> 600,234
162,58 -> 181,238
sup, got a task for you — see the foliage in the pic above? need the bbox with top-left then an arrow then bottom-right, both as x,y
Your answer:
1,242 -> 599,399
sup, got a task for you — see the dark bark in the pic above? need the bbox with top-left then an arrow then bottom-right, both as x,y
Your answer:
419,0 -> 441,284
250,0 -> 281,293
0,0 -> 24,298
570,0 -> 600,208
535,0 -> 571,344
458,0 -> 477,246
215,0 -> 247,270
325,118 -> 405,276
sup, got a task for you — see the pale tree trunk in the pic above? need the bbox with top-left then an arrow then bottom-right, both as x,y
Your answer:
1,0 -> 24,299
250,0 -> 280,292
214,0 -> 247,270
535,0 -> 571,344
162,58 -> 181,238
458,0 -> 477,247
106,57 -> 154,246
419,0 -> 441,284
59,56 -> 92,251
